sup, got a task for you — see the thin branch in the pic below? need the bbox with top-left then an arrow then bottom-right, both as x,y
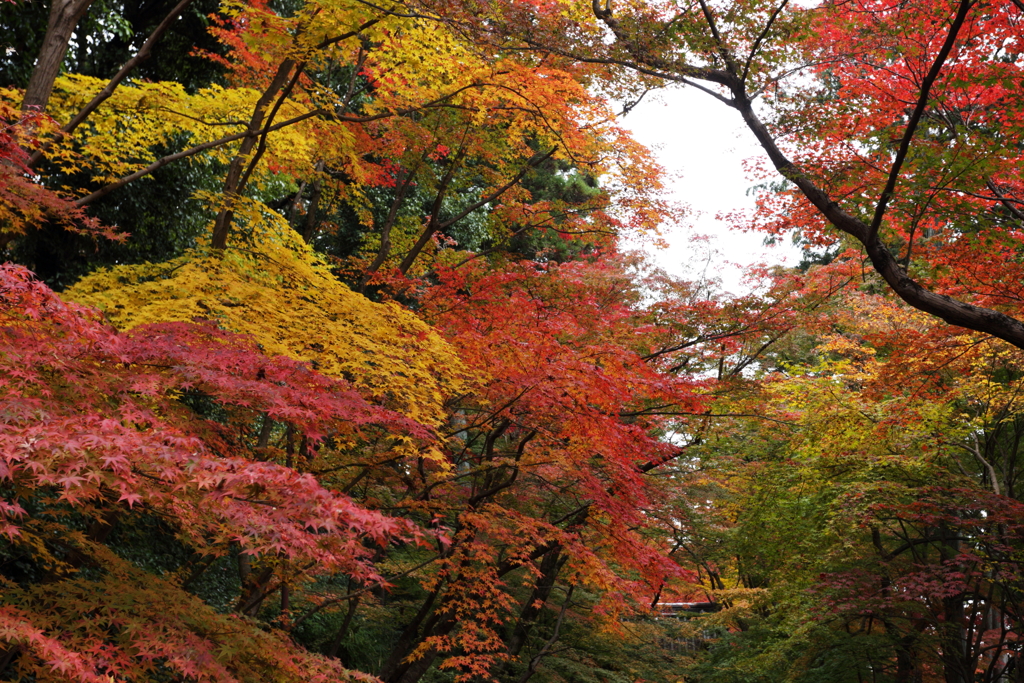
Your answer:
74,85 -> 482,207
515,585 -> 575,683
985,178 -> 1024,223
397,147 -> 557,275
641,329 -> 753,361
867,0 -> 976,241
314,17 -> 381,50
359,165 -> 420,288
741,0 -> 790,84
73,108 -> 322,207
958,433 -> 1002,495
27,0 -> 197,168
290,554 -> 442,631
680,77 -> 735,106
468,429 -> 537,506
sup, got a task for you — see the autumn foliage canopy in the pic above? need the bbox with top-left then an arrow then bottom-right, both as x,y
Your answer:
3,0 -> 1024,681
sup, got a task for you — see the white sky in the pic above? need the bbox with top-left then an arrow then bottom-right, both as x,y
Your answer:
618,86 -> 798,294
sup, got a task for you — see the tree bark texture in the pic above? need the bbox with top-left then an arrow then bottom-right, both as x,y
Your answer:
23,0 -> 95,113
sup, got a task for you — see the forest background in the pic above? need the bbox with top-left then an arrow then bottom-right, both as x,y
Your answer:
2,0 -> 1024,681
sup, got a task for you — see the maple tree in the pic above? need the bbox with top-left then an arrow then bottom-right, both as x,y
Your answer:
1,246 -> 738,682
373,8 -> 1024,675
0,0 -> 719,681
423,0 -> 1024,348
1,0 -> 668,282
660,272 -> 1024,683
0,260 -> 428,681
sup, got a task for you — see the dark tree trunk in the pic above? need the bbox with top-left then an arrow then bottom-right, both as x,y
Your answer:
22,0 -> 94,113
506,549 -> 563,657
377,585 -> 442,682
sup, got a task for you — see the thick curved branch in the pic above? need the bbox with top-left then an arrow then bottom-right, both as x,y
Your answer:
585,0 -> 1024,348
732,90 -> 1024,349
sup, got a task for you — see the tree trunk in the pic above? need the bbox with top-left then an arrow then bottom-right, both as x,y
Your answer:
300,162 -> 325,243
940,594 -> 972,683
377,585 -> 442,682
894,635 -> 923,683
506,550 -> 563,657
326,594 -> 361,660
23,0 -> 95,112
211,58 -> 298,249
